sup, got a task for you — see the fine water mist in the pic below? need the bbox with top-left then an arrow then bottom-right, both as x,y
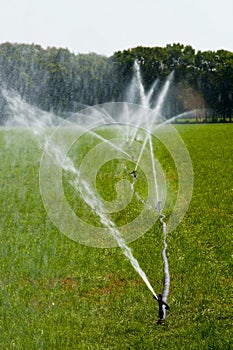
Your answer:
1,59 -> 196,321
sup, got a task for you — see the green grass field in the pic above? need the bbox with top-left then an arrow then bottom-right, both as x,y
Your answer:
0,124 -> 232,349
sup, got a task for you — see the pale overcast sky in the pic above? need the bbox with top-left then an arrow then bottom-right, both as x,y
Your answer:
0,0 -> 232,56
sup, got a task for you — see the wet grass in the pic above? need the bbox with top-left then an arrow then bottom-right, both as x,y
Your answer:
0,124 -> 232,349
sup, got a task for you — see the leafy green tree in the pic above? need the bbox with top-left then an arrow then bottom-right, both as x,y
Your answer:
0,42 -> 232,123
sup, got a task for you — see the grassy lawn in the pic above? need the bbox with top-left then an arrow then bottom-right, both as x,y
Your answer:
0,124 -> 232,349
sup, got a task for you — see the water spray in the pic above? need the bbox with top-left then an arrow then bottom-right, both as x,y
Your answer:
123,60 -> 172,323
149,135 -> 170,324
3,61 -> 183,326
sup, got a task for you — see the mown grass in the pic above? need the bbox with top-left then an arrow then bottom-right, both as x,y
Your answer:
0,124 -> 232,349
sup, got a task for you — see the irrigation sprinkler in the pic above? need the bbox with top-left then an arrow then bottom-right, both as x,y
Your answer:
153,294 -> 170,325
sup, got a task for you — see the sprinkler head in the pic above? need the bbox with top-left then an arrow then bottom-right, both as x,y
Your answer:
154,293 -> 170,325
158,294 -> 170,310
130,170 -> 137,179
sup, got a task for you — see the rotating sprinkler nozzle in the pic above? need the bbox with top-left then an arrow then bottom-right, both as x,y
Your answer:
153,294 -> 170,325
130,170 -> 137,179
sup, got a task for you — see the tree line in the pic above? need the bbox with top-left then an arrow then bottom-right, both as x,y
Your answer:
0,42 -> 232,123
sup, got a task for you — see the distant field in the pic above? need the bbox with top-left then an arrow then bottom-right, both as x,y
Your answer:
0,124 -> 232,350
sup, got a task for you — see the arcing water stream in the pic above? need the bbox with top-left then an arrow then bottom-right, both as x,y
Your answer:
128,61 -> 172,315
1,59 -> 185,322
61,148 -> 159,300
3,83 -> 160,300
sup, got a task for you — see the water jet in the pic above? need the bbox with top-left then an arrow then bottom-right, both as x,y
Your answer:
1,59 -> 194,325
